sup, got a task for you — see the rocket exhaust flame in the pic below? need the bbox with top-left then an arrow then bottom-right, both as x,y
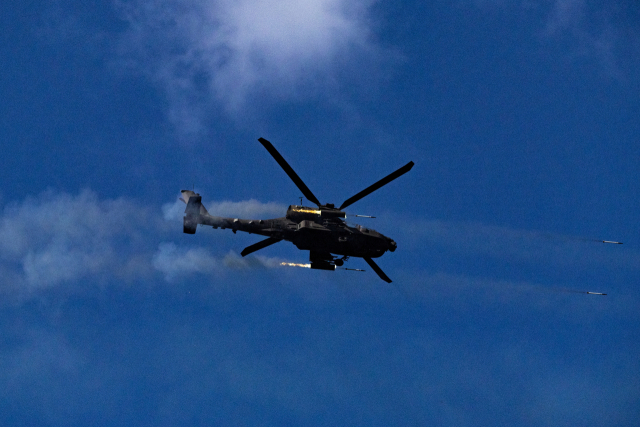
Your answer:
280,262 -> 311,268
279,262 -> 366,272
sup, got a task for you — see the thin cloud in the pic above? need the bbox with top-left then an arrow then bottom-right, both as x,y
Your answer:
476,0 -> 640,79
544,0 -> 586,35
542,0 -> 621,76
545,0 -> 640,78
115,0 -> 384,124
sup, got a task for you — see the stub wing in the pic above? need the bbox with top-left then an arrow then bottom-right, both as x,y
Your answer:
241,237 -> 282,257
363,257 -> 392,283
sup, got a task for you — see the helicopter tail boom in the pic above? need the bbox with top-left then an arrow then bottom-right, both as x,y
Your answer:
180,190 -> 272,236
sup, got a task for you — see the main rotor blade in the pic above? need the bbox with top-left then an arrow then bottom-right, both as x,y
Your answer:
339,161 -> 414,210
241,237 -> 282,257
363,257 -> 392,283
258,138 -> 321,206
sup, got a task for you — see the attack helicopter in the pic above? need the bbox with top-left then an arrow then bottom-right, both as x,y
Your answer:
180,137 -> 414,282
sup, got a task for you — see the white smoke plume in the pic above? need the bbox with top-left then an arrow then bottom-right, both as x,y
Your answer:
153,242 -> 222,281
162,197 -> 286,221
0,190 -> 292,298
0,190 -> 153,293
153,243 -> 288,282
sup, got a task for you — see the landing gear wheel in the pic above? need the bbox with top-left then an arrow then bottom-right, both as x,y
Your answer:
334,259 -> 344,267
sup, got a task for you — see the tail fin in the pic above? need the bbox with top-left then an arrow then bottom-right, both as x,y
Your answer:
179,190 -> 209,215
180,190 -> 209,234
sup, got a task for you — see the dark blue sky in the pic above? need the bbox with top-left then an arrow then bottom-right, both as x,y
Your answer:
1,1 -> 639,426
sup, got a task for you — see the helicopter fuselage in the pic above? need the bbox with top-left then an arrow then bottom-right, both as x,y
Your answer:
184,199 -> 396,261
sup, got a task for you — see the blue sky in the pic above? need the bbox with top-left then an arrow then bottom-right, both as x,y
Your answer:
1,0 -> 639,425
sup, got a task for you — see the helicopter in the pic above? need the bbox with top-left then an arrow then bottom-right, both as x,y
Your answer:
180,137 -> 414,282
